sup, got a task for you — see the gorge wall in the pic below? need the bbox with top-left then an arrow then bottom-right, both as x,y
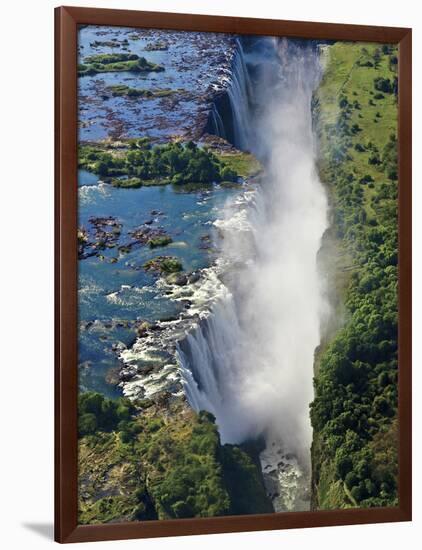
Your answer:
310,41 -> 399,509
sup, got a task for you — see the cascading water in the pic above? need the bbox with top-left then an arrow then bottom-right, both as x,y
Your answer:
208,103 -> 227,140
209,38 -> 254,149
177,37 -> 329,511
226,38 -> 254,149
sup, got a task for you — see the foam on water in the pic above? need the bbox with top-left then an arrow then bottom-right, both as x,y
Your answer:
117,263 -> 230,400
117,38 -> 328,512
177,38 -> 329,510
78,182 -> 111,205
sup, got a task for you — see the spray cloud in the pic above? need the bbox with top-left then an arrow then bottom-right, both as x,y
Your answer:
178,38 -> 329,462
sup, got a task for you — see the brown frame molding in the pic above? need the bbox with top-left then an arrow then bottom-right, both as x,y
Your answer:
55,6 -> 412,543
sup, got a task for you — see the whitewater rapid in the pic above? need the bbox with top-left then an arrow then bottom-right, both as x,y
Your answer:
177,37 -> 329,510
116,37 -> 329,512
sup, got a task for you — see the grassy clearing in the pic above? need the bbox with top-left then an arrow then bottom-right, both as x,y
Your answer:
316,42 -> 397,219
215,151 -> 262,179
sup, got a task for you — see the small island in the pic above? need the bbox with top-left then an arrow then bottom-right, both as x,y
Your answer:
78,53 -> 165,76
79,139 -> 240,186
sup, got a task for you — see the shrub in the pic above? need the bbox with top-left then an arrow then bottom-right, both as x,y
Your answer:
382,134 -> 398,181
339,96 -> 349,108
374,77 -> 394,94
161,258 -> 183,273
148,236 -> 172,248
360,174 -> 375,184
78,392 -> 135,436
79,413 -> 97,436
368,154 -> 381,166
220,166 -> 238,182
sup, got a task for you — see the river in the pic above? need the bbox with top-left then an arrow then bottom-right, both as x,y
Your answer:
177,37 -> 329,511
78,28 -> 328,512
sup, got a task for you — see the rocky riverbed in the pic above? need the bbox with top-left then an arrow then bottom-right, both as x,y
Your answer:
77,25 -> 264,400
78,25 -> 237,141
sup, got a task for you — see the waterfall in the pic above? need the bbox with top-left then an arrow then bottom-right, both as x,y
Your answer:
226,38 -> 253,149
208,38 -> 253,148
177,291 -> 243,438
208,102 -> 227,140
178,37 -> 329,509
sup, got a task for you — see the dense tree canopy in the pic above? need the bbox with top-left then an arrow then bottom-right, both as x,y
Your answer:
78,391 -> 135,436
78,395 -> 273,523
79,140 -> 238,185
311,43 -> 398,508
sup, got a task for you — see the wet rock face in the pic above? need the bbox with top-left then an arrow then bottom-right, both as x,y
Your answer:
204,91 -> 235,143
78,26 -> 238,142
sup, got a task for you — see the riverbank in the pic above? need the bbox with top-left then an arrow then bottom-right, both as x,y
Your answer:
311,41 -> 398,509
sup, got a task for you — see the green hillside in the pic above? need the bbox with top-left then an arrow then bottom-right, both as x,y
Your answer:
78,393 -> 273,524
311,42 -> 399,509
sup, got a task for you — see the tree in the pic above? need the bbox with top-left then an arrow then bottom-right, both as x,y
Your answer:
95,160 -> 109,176
78,413 -> 97,436
374,77 -> 394,94
221,166 -> 237,181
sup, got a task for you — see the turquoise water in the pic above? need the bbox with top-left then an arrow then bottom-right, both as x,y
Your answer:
78,169 -> 240,396
77,25 -> 239,397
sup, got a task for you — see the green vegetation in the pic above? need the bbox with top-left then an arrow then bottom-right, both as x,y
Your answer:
148,236 -> 173,249
374,77 -> 397,94
311,43 -> 398,509
79,429 -> 158,524
84,53 -> 140,64
143,256 -> 183,274
107,84 -> 175,98
78,394 -> 272,523
220,442 -> 273,515
79,140 -> 239,185
78,53 -> 164,76
108,84 -> 154,98
111,177 -> 142,188
213,151 -> 262,179
146,410 -> 231,518
78,391 -> 136,436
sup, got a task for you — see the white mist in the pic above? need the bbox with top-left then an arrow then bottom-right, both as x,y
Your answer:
178,38 -> 328,481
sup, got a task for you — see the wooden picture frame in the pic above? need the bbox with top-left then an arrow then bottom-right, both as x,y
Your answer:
55,5 -> 412,543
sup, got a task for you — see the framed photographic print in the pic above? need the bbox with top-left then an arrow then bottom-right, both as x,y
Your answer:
55,6 -> 412,543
